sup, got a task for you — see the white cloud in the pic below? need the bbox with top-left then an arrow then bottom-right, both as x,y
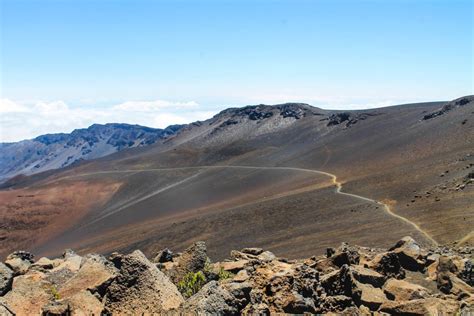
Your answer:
153,111 -> 217,128
0,98 -> 30,113
0,99 -> 215,142
34,100 -> 69,112
113,100 -> 198,111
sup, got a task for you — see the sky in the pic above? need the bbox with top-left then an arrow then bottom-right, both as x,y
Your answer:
0,0 -> 472,142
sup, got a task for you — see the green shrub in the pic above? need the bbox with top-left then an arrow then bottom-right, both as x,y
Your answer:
177,271 -> 206,298
50,285 -> 60,300
218,267 -> 234,280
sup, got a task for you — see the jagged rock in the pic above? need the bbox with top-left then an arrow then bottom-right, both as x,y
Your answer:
58,253 -> 117,299
432,256 -> 474,299
5,251 -> 35,276
257,251 -> 276,262
349,265 -> 386,288
326,247 -> 336,258
152,248 -> 173,263
314,257 -> 338,274
327,112 -> 351,126
383,278 -> 430,300
321,265 -> 353,297
241,247 -> 263,256
279,104 -> 307,119
423,96 -> 474,120
168,241 -> 208,283
62,290 -> 104,315
321,264 -> 388,311
6,251 -> 34,263
0,263 -> 13,296
221,281 -> 252,306
0,271 -> 53,315
230,250 -> 256,261
437,255 -> 458,293
320,295 -> 355,313
105,250 -> 184,313
218,260 -> 249,273
353,281 -> 387,310
45,253 -> 82,287
379,298 -> 460,315
280,291 -> 317,314
4,258 -> 31,276
244,261 -> 321,314
447,274 -> 473,298
31,257 -> 55,271
331,243 -> 360,267
233,269 -> 250,282
41,301 -> 70,315
389,236 -> 426,271
460,259 -> 473,286
181,281 -> 241,315
58,251 -> 82,272
368,251 -> 405,279
327,112 -> 377,128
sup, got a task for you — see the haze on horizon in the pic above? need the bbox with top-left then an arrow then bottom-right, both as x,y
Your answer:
0,0 -> 472,142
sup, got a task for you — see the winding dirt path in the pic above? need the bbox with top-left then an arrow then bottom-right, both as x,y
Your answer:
55,165 -> 438,245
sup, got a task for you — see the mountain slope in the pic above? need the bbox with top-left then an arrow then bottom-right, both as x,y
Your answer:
0,123 -> 183,181
0,96 -> 473,260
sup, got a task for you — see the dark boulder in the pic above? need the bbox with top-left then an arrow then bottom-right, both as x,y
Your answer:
0,263 -> 13,296
152,248 -> 174,263
331,243 -> 360,267
369,251 -> 406,279
388,236 -> 426,271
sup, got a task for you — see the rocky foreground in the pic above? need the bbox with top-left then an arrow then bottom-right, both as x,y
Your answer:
0,237 -> 473,315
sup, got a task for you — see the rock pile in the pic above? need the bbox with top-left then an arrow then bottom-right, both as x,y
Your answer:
422,96 -> 474,120
0,237 -> 472,315
326,112 -> 379,128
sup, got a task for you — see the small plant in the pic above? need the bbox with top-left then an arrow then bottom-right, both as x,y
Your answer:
203,258 -> 213,275
218,267 -> 234,280
177,271 -> 206,298
50,285 -> 60,300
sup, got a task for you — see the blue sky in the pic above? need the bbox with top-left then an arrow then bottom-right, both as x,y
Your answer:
0,0 -> 473,141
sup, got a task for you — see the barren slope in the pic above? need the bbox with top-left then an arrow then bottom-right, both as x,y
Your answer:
1,97 -> 473,260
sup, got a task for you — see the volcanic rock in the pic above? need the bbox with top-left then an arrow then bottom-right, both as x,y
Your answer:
389,236 -> 426,271
0,271 -> 54,315
368,251 -> 406,279
0,238 -> 472,315
40,301 -> 70,316
383,278 -> 430,300
58,253 -> 117,299
0,263 -> 13,296
181,281 -> 241,315
105,250 -> 184,314
5,251 -> 35,276
241,247 -> 263,256
379,297 -> 460,315
152,248 -> 174,263
167,241 -> 208,283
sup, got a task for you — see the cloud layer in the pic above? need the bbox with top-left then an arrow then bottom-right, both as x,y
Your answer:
0,99 -> 216,142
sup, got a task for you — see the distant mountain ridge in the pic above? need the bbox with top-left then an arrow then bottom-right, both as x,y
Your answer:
0,123 -> 183,181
